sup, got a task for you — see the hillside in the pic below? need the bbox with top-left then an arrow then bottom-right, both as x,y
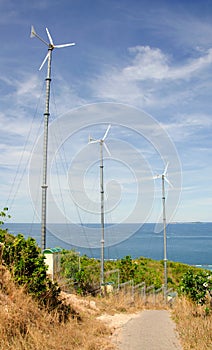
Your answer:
0,225 -> 211,350
0,265 -> 114,350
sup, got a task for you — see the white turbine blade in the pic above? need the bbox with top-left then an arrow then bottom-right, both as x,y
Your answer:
153,174 -> 160,180
46,27 -> 54,46
54,43 -> 75,48
30,25 -> 36,38
39,51 -> 50,70
103,142 -> 111,156
164,176 -> 173,187
163,162 -> 169,176
102,124 -> 111,141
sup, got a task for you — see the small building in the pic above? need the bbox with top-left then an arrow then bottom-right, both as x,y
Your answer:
43,247 -> 62,281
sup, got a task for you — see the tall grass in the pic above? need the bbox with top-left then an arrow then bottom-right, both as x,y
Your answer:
96,289 -> 167,314
173,297 -> 212,350
98,290 -> 212,350
0,266 -> 114,350
1,264 -> 211,350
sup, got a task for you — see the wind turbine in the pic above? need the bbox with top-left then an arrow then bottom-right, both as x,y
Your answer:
154,162 -> 172,300
30,26 -> 75,251
88,125 -> 111,286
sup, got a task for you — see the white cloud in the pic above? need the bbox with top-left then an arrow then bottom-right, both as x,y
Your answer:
91,45 -> 212,108
1,1 -> 212,224
124,46 -> 212,81
15,75 -> 42,98
124,46 -> 170,80
161,113 -> 212,142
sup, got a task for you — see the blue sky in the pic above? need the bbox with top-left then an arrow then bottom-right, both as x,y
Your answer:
0,0 -> 212,226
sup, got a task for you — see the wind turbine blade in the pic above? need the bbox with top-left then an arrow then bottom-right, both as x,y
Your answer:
153,174 -> 160,179
103,142 -> 111,156
102,124 -> 111,141
39,52 -> 50,71
30,25 -> 36,38
164,176 -> 173,187
54,43 -> 76,48
163,162 -> 169,176
46,27 -> 54,46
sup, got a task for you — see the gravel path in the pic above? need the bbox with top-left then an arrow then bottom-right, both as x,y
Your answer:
114,310 -> 183,350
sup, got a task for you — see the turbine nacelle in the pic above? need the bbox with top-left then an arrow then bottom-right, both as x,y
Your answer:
88,125 -> 111,156
153,162 -> 173,187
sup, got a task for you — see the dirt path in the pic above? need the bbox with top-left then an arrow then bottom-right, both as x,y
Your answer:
112,310 -> 183,350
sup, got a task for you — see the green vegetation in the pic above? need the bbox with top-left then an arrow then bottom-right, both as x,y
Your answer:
0,207 -> 11,225
0,210 -> 70,320
0,208 -> 211,349
1,231 -> 48,296
61,250 -> 211,297
61,250 -> 100,295
180,269 -> 212,305
1,208 -> 211,310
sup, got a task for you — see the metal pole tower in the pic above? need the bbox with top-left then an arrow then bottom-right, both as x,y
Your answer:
41,47 -> 52,251
100,141 -> 105,286
88,124 -> 111,287
162,174 -> 168,299
30,26 -> 75,251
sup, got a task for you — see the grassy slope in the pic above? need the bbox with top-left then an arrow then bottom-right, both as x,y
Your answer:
1,251 -> 211,350
0,265 -> 114,350
1,264 -> 211,350
72,253 -> 203,292
173,297 -> 212,350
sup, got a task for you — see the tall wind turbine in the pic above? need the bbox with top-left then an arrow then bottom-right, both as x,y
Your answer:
88,125 -> 111,286
154,163 -> 172,299
30,26 -> 75,251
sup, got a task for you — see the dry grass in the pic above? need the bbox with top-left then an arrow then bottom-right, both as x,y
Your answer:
97,290 -> 212,350
1,265 -> 211,350
96,291 -> 212,350
95,289 -> 168,315
0,266 -> 170,350
0,266 -> 114,350
172,297 -> 212,350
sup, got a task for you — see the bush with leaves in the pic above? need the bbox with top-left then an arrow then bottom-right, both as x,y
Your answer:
0,207 -> 11,225
0,212 -> 70,321
61,250 -> 101,295
0,230 -> 48,295
118,255 -> 138,283
180,269 -> 212,305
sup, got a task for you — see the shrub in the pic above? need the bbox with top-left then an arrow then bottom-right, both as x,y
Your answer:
118,255 -> 138,283
180,269 -> 212,305
0,212 -> 70,321
61,250 -> 100,295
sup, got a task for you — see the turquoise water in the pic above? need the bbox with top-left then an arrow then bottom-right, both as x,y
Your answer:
5,222 -> 212,267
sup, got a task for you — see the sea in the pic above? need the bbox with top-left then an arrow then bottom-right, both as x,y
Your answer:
4,222 -> 212,271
